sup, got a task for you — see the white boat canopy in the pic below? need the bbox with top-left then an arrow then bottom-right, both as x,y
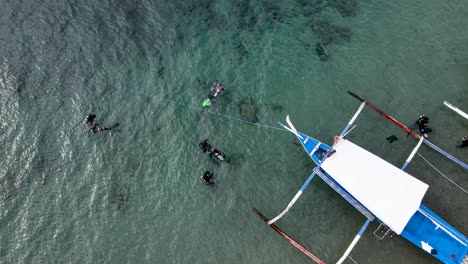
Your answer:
321,139 -> 429,234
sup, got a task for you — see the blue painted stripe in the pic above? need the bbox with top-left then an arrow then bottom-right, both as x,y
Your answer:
401,161 -> 410,171
358,219 -> 372,235
424,140 -> 468,169
299,171 -> 317,192
340,124 -> 352,137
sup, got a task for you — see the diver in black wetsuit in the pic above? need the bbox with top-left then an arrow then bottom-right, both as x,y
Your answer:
199,139 -> 227,163
458,136 -> 468,148
386,135 -> 398,143
201,171 -> 215,184
199,139 -> 212,153
416,115 -> 432,138
208,81 -> 225,101
209,148 -> 226,162
85,114 -> 119,134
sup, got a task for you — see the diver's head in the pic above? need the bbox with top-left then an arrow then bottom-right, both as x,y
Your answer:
85,114 -> 96,123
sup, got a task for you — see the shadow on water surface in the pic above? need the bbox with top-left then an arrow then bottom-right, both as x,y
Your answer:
110,183 -> 130,211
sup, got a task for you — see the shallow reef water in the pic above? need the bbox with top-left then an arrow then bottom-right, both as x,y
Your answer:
238,97 -> 259,123
1,1 -> 467,264
110,184 -> 130,211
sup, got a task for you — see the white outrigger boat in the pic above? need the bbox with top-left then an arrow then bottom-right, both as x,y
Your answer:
254,91 -> 468,264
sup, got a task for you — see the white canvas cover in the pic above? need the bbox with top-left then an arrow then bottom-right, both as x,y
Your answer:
321,139 -> 428,234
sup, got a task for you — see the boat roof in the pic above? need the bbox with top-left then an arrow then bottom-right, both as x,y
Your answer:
321,139 -> 429,234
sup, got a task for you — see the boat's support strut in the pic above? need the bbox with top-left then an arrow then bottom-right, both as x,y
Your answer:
268,103 -> 366,225
444,100 -> 468,120
267,170 -> 318,225
401,136 -> 425,170
336,218 -> 372,264
252,208 -> 325,264
347,91 -> 468,170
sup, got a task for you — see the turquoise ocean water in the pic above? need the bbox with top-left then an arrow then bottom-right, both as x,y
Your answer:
0,0 -> 467,263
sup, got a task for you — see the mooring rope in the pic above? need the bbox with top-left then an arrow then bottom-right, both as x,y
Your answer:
392,34 -> 468,56
417,152 -> 468,194
186,105 -> 287,131
347,255 -> 359,264
131,91 -> 288,132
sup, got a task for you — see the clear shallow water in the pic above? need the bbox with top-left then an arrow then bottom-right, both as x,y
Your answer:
0,0 -> 467,263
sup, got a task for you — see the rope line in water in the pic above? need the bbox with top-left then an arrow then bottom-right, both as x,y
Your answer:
348,256 -> 359,264
392,34 -> 468,55
132,91 -> 467,191
132,91 -> 288,132
416,153 -> 468,194
186,105 -> 288,131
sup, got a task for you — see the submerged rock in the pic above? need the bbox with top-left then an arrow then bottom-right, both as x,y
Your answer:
296,0 -> 325,17
269,103 -> 284,112
239,97 -> 259,123
315,42 -> 330,61
228,153 -> 246,168
311,20 -> 352,46
111,184 -> 130,210
235,42 -> 249,57
0,124 -> 7,135
329,0 -> 359,17
262,0 -> 284,24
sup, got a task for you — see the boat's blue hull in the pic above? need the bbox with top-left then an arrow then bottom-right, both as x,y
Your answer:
401,205 -> 468,264
297,131 -> 468,264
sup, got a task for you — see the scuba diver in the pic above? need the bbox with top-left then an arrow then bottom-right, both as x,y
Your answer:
458,136 -> 468,148
416,115 -> 432,138
386,135 -> 398,143
209,148 -> 226,162
199,139 -> 227,162
202,80 -> 225,107
314,148 -> 335,160
209,81 -> 225,100
85,114 -> 119,134
199,139 -> 212,153
201,171 -> 215,185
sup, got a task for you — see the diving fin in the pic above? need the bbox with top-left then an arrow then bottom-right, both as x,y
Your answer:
202,98 -> 212,107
